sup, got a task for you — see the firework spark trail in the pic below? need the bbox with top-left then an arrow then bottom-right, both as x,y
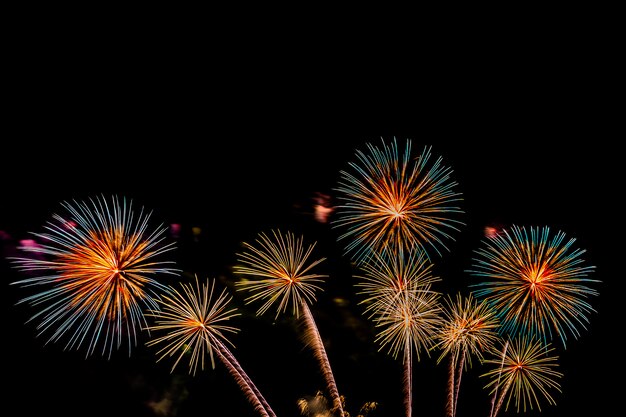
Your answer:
213,337 -> 276,417
403,343 -> 413,417
452,348 -> 465,416
214,338 -> 276,416
333,138 -> 464,264
301,302 -> 344,416
236,230 -> 344,417
469,225 -> 599,347
483,336 -> 562,416
10,195 -> 178,358
435,293 -> 500,417
491,372 -> 514,417
446,353 -> 456,417
146,277 -> 275,417
488,340 -> 508,417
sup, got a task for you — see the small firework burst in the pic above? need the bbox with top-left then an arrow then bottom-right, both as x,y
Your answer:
10,195 -> 178,357
482,336 -> 562,415
374,287 -> 442,361
469,225 -> 599,347
146,276 -> 240,375
436,293 -> 500,367
147,276 -> 276,417
436,293 -> 500,417
333,137 -> 463,263
235,230 -> 344,416
355,246 -> 440,319
234,229 -> 327,319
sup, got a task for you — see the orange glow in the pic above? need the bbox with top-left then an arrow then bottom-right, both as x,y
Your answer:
10,195 -> 177,357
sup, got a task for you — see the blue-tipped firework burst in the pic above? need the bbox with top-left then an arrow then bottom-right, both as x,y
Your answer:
469,225 -> 599,347
10,195 -> 178,357
333,138 -> 464,264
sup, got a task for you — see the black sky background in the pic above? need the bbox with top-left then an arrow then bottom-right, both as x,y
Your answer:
2,28 -> 620,417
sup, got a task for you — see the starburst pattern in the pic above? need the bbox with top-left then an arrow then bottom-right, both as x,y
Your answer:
234,230 -> 326,319
356,246 -> 440,318
10,195 -> 178,357
436,293 -> 500,367
146,276 -> 240,374
469,225 -> 599,347
374,288 -> 442,361
482,336 -> 562,416
333,137 -> 463,263
146,276 -> 276,417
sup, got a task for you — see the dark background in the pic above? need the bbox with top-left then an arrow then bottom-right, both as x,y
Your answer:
2,25 -> 619,417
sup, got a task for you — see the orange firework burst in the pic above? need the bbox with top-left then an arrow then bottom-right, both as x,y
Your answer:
333,138 -> 464,263
482,336 -> 562,416
10,195 -> 178,357
469,225 -> 599,347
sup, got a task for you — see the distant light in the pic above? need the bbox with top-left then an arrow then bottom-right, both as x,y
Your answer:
20,239 -> 40,248
313,192 -> 334,223
169,223 -> 182,238
484,226 -> 500,239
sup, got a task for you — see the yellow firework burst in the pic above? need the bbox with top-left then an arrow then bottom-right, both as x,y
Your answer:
146,276 -> 240,375
482,336 -> 562,415
234,230 -> 326,319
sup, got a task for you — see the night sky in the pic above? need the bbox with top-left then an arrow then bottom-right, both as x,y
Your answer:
2,40 -> 619,417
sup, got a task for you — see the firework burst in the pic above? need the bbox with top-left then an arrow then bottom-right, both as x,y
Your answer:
355,243 -> 441,417
333,137 -> 463,263
146,276 -> 276,417
10,195 -> 178,357
469,225 -> 599,347
436,293 -> 500,367
374,288 -> 442,362
234,230 -> 326,319
482,336 -> 562,416
435,293 -> 500,417
374,288 -> 441,417
235,230 -> 344,416
355,245 -> 440,319
146,276 -> 240,374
